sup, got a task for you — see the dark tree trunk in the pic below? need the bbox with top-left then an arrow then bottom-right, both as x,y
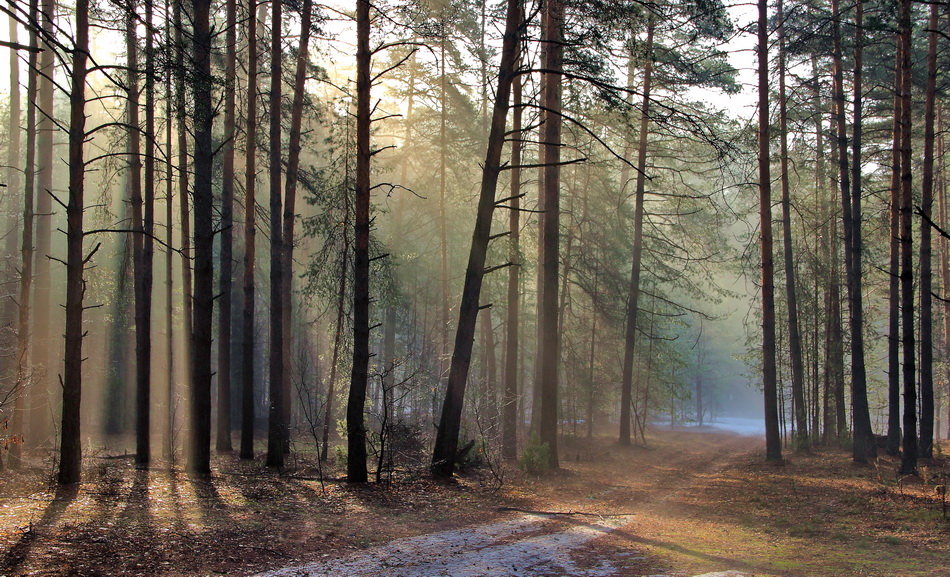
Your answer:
777,0 -> 807,446
502,32 -> 523,461
347,0 -> 372,483
58,0 -> 89,485
886,34 -> 902,457
175,0 -> 193,398
188,0 -> 215,475
918,0 -> 939,459
164,0 -> 176,463
897,0 -> 917,476
216,0 -> 237,453
757,0 -> 781,462
140,0 -> 157,467
430,0 -> 523,477
11,0 -> 39,469
240,0 -> 259,461
619,17 -> 654,447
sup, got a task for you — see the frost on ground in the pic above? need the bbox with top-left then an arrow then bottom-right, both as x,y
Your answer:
256,512 -> 624,577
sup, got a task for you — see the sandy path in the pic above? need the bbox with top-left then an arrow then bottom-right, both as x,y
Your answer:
255,432 -> 759,577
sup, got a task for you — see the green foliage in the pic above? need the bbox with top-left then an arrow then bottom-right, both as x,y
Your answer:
520,434 -> 552,475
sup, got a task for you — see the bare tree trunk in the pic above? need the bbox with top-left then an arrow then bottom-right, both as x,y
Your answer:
282,0 -> 314,458
537,0 -> 563,470
140,0 -> 157,467
11,1 -> 39,469
757,0 -> 781,462
3,9 -> 21,386
939,104 -> 950,442
619,17 -> 654,447
347,0 -> 372,483
897,0 -> 917,476
438,31 -> 450,406
30,0 -> 55,448
164,0 -> 176,463
777,0 -> 807,447
240,0 -> 259,461
188,0 -> 215,475
918,0 -> 939,459
216,0 -> 238,453
321,237 -> 348,462
886,33 -> 903,457
502,32 -> 523,460
430,0 -> 523,478
175,0 -> 193,402
58,0 -> 89,485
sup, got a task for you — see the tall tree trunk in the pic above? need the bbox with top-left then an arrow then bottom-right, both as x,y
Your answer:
847,0 -> 875,462
175,0 -> 193,404
430,0 -> 522,477
266,0 -> 285,469
240,0 -> 259,461
188,0 -> 215,475
58,0 -> 89,485
438,30 -> 450,406
140,0 -> 157,467
777,0 -> 807,446
537,0 -> 563,470
757,0 -> 781,462
3,8 -> 21,387
282,0 -> 314,457
886,33 -> 903,457
918,0 -> 939,459
164,0 -> 176,463
502,31 -> 523,461
30,0 -> 55,448
619,17 -> 654,447
347,0 -> 372,483
321,236 -> 348,462
126,0 -> 148,466
897,0 -> 917,476
216,0 -> 237,453
939,104 -> 950,442
11,0 -> 39,469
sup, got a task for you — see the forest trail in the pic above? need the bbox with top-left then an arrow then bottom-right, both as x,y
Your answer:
256,432 -> 761,577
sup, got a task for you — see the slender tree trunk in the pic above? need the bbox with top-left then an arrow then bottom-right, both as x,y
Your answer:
11,1 -> 39,469
216,0 -> 237,453
1,9 -> 21,388
140,0 -> 157,467
438,31 -> 450,403
30,0 -> 55,447
266,0 -> 285,469
897,0 -> 917,476
777,0 -> 807,447
619,17 -> 654,447
757,0 -> 781,462
188,0 -> 215,475
58,0 -> 89,485
939,104 -> 950,442
918,0 -> 939,459
347,0 -> 372,483
175,0 -> 193,400
502,32 -> 523,460
240,0 -> 259,461
321,220 -> 348,462
164,0 -> 176,463
886,33 -> 903,457
537,0 -> 563,470
430,0 -> 522,477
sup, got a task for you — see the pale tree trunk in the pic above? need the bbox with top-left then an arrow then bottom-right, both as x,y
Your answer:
11,1 -> 39,469
58,0 -> 89,485
240,0 -> 259,461
175,0 -> 193,403
188,0 -> 215,475
216,0 -> 237,453
897,0 -> 917,475
886,34 -> 902,457
347,0 -> 371,482
619,17 -> 654,446
3,9 -> 21,388
777,0 -> 807,446
430,0 -> 523,477
282,0 -> 314,457
757,0 -> 781,462
918,0 -> 939,459
438,30 -> 450,405
537,0 -> 563,469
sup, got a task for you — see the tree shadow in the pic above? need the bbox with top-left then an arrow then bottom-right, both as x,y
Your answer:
1,484 -> 77,573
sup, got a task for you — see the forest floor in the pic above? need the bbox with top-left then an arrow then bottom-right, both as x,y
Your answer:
0,429 -> 947,577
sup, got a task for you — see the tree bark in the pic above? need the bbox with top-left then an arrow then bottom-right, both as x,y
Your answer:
216,0 -> 238,453
619,17 -> 654,447
188,0 -> 215,475
347,0 -> 372,482
58,0 -> 89,485
175,0 -> 193,404
430,0 -> 523,477
918,0 -> 939,459
240,0 -> 259,461
886,33 -> 902,457
164,0 -> 176,463
757,0 -> 781,462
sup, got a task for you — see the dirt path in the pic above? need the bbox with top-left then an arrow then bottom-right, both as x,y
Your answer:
256,432 -> 762,577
